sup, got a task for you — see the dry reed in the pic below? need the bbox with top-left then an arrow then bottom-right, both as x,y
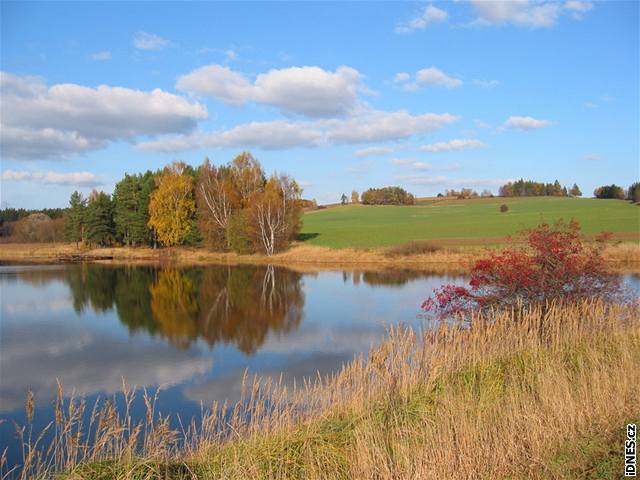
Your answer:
2,299 -> 638,479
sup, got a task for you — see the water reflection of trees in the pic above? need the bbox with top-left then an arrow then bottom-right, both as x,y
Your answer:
59,264 -> 304,353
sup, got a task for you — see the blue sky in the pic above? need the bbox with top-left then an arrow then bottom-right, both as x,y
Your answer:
1,0 -> 638,208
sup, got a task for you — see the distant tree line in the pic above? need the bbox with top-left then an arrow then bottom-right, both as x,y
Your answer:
498,179 -> 581,197
0,207 -> 66,223
437,188 -> 495,199
593,183 -> 640,202
361,186 -> 415,205
63,152 -> 303,255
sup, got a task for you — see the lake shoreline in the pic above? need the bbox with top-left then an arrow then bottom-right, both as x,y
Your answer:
0,241 -> 638,273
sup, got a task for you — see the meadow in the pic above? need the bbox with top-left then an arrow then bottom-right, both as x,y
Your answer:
301,197 -> 640,249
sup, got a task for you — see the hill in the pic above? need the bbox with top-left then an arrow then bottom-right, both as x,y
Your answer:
301,197 -> 640,249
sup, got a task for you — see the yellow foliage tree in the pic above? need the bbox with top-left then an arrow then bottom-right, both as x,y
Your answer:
148,162 -> 195,246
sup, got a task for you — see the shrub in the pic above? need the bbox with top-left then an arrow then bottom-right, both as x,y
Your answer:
500,204 -> 509,213
13,213 -> 66,242
422,220 -> 622,317
227,210 -> 255,254
385,240 -> 442,257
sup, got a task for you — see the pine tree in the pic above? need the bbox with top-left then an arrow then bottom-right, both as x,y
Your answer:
113,174 -> 138,246
85,191 -> 115,246
65,191 -> 87,246
569,183 -> 582,197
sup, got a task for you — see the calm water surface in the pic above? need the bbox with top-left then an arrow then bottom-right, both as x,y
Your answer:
0,263 -> 638,468
0,263 -> 466,464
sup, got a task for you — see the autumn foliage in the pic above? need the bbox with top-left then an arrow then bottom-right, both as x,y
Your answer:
148,162 -> 196,247
422,220 -> 622,317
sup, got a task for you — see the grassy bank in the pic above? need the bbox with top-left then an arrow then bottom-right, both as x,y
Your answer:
0,241 -> 638,274
302,197 -> 640,248
8,300 -> 639,479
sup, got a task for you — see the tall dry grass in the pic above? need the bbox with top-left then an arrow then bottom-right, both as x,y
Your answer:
2,300 -> 638,479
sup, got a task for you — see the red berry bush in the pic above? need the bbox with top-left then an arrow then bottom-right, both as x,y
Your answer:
422,220 -> 623,317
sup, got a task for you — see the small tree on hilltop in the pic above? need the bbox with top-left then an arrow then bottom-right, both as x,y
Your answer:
422,220 -> 622,317
569,183 -> 582,197
341,193 -> 348,205
351,191 -> 359,203
628,182 -> 640,203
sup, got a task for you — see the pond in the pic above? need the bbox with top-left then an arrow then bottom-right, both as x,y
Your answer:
0,263 -> 637,470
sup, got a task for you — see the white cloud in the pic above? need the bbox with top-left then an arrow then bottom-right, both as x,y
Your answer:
391,158 -> 432,171
140,110 -> 459,152
138,120 -> 323,152
393,72 -> 410,83
133,31 -> 172,50
90,51 -> 112,61
564,1 -> 593,18
396,5 -> 448,33
177,64 -> 367,117
417,67 -> 462,88
503,115 -> 552,130
474,119 -> 491,129
469,0 -> 592,28
396,67 -> 462,91
354,146 -> 395,157
1,169 -> 101,186
0,72 -> 207,160
325,110 -> 459,144
420,139 -> 487,153
472,79 -> 499,88
581,153 -> 601,161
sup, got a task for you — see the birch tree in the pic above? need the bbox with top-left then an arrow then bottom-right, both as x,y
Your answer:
249,174 -> 302,256
196,159 -> 238,248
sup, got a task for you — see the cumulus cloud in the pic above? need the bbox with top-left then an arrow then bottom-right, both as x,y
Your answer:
469,0 -> 593,28
581,153 -> 601,161
393,72 -> 410,83
0,72 -> 207,160
503,116 -> 552,130
417,67 -> 462,88
420,139 -> 487,153
140,110 -> 460,152
324,110 -> 459,144
1,169 -> 101,187
354,146 -> 395,157
564,1 -> 593,18
395,5 -> 448,33
133,31 -> 172,50
90,51 -> 112,61
177,64 -> 367,117
394,67 -> 462,91
138,120 -> 323,152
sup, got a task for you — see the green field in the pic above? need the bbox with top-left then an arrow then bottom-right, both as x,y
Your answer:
300,197 -> 640,249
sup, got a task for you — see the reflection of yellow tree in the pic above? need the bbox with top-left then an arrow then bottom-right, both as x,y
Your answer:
149,269 -> 199,349
198,265 -> 304,354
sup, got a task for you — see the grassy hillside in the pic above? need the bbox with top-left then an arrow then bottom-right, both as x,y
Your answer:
301,197 -> 640,249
